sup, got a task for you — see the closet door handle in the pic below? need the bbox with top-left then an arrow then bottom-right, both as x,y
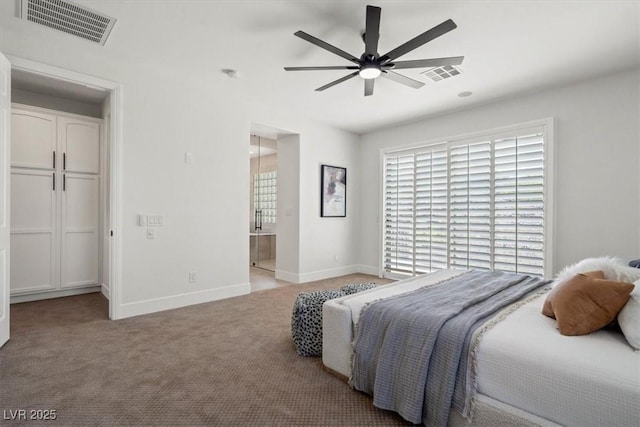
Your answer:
53,172 -> 56,191
53,151 -> 56,169
63,153 -> 66,170
63,174 -> 66,191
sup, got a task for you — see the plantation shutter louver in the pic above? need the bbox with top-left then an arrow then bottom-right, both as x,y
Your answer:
414,147 -> 448,273
493,133 -> 545,275
449,141 -> 492,271
384,154 -> 416,274
382,125 -> 548,278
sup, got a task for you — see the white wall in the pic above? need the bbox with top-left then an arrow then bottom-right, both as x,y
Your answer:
359,68 -> 640,275
298,127 -> 361,282
93,66 -> 252,315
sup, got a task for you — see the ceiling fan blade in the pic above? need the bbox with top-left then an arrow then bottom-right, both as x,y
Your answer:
380,19 -> 458,63
386,56 -> 464,70
364,5 -> 381,56
285,66 -> 360,71
316,72 -> 359,92
381,71 -> 425,89
364,78 -> 375,96
294,31 -> 360,64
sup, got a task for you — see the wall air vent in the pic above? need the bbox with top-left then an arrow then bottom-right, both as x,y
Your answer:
421,65 -> 461,82
20,0 -> 116,46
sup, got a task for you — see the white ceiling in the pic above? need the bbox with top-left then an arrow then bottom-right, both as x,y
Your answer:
7,0 -> 640,135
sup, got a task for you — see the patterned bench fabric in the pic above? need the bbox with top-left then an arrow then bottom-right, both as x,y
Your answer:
341,282 -> 378,295
291,290 -> 344,356
291,283 -> 379,357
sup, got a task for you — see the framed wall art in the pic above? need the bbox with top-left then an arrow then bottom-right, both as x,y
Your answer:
321,164 -> 346,217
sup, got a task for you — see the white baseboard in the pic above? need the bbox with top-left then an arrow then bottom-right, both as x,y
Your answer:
276,265 -> 383,284
11,286 -> 101,304
101,283 -> 110,300
356,264 -> 381,277
118,282 -> 250,319
274,269 -> 299,283
297,265 -> 360,283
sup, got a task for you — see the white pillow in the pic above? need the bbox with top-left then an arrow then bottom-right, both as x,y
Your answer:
618,279 -> 640,350
554,256 -> 640,286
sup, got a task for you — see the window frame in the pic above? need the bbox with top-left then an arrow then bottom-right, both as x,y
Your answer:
378,118 -> 555,279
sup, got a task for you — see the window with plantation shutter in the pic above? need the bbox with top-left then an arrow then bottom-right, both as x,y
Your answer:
382,121 -> 552,278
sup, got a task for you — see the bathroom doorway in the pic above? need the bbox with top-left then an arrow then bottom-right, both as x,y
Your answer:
249,135 -> 277,272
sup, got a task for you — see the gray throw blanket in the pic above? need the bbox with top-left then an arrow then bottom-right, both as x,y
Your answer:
351,270 -> 549,427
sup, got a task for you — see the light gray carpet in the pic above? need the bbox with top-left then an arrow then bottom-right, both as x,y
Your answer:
0,274 -> 408,426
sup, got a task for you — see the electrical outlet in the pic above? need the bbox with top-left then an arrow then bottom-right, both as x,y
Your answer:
189,271 -> 197,283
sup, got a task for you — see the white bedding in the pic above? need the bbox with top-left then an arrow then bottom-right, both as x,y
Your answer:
322,270 -> 640,426
477,294 -> 640,427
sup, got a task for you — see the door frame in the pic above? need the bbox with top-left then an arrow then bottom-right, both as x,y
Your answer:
6,55 -> 124,320
1,52 -> 11,347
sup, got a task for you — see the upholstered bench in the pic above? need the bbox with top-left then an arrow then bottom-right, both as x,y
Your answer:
291,283 -> 378,357
340,282 -> 378,295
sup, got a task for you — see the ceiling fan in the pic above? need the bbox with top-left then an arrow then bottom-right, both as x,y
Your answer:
284,5 -> 463,97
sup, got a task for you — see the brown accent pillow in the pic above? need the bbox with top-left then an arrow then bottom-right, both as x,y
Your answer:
544,269 -> 605,316
542,271 -> 634,336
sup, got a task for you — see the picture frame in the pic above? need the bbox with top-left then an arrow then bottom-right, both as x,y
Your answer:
321,164 -> 346,217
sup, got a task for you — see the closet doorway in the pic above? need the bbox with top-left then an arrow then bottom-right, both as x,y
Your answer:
249,135 -> 277,272
1,55 -> 123,348
9,68 -> 113,309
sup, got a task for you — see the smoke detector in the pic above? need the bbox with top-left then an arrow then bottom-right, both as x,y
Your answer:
421,65 -> 461,82
20,0 -> 117,46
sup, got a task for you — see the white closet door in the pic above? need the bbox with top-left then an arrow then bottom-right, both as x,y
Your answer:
58,117 -> 100,173
11,110 -> 56,170
10,169 -> 57,293
61,173 -> 98,288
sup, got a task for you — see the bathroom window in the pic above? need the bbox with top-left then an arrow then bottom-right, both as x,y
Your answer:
253,171 -> 277,224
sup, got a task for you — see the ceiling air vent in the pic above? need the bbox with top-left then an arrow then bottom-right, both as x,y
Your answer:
421,65 -> 461,82
20,0 -> 116,46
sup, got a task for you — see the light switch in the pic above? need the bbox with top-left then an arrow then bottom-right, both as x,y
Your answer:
185,152 -> 193,164
137,214 -> 147,227
147,228 -> 155,239
147,215 -> 164,226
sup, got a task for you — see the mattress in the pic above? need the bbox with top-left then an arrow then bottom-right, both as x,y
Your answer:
323,270 -> 640,426
477,294 -> 640,427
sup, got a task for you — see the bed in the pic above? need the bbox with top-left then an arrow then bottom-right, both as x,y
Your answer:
322,269 -> 640,427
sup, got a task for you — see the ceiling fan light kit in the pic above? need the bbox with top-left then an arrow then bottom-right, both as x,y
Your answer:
285,5 -> 464,96
359,62 -> 381,79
